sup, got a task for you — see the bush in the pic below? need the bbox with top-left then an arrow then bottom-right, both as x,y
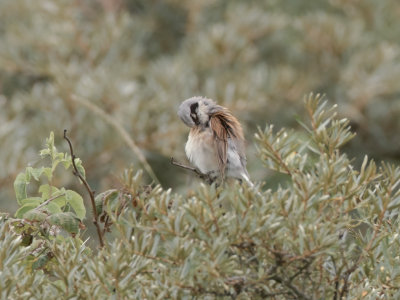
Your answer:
1,0 -> 400,210
1,97 -> 400,299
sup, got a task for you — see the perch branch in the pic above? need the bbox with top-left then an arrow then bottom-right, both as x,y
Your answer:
170,157 -> 202,175
64,129 -> 104,248
170,157 -> 215,184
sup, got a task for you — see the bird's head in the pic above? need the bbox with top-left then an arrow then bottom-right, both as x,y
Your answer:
178,96 -> 221,128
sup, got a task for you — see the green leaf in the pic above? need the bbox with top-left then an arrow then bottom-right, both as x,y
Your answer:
53,188 -> 68,206
26,166 -> 45,181
74,157 -> 86,179
65,190 -> 86,220
20,197 -> 43,206
23,210 -> 48,222
32,254 -> 51,270
39,184 -> 60,199
95,189 -> 119,215
45,202 -> 63,214
14,172 -> 29,205
95,195 -> 103,216
42,167 -> 53,180
15,203 -> 37,218
39,148 -> 50,157
46,131 -> 55,159
61,157 -> 72,169
38,185 -> 72,211
47,212 -> 80,234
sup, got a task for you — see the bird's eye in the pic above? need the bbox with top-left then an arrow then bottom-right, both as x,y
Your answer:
189,103 -> 200,125
190,102 -> 199,114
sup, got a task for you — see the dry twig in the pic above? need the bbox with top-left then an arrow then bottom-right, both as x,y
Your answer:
64,129 -> 104,248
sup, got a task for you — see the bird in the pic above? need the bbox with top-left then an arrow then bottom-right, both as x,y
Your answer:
178,96 -> 253,186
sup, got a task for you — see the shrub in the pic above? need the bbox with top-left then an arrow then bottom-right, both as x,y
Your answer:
1,96 -> 400,299
1,0 -> 400,207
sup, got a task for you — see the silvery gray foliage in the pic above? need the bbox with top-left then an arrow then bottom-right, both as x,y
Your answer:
1,0 -> 400,210
1,97 -> 400,299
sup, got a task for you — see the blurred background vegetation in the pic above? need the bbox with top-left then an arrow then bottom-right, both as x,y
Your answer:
1,0 -> 400,214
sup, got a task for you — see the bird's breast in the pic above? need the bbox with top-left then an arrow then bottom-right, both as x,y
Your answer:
185,128 -> 219,174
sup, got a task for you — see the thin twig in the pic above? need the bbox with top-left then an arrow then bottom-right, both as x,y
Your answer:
340,205 -> 387,298
170,157 -> 201,174
170,157 -> 215,184
102,215 -> 112,236
331,256 -> 340,300
36,193 -> 66,210
289,259 -> 313,282
270,275 -> 310,300
64,129 -> 104,248
70,94 -> 160,185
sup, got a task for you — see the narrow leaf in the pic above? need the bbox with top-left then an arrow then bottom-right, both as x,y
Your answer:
14,173 -> 29,205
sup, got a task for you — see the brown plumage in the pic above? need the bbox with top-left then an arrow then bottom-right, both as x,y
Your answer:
210,109 -> 244,179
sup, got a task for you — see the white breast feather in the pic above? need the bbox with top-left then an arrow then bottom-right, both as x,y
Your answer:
185,130 -> 219,175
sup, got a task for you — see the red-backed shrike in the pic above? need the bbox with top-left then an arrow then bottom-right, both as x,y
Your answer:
178,96 -> 253,186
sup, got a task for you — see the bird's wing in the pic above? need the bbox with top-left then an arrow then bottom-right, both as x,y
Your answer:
210,114 -> 228,178
229,138 -> 247,171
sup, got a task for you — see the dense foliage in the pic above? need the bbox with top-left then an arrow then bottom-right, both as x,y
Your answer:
1,0 -> 400,298
1,98 -> 400,298
1,0 -> 400,211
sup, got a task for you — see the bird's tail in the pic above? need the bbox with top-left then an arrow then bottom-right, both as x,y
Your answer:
241,172 -> 254,188
240,172 -> 265,198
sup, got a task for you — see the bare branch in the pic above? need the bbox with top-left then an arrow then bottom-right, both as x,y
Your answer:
270,275 -> 311,300
64,129 -> 104,248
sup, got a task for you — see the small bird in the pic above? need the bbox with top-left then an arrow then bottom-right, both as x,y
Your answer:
178,96 -> 253,186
